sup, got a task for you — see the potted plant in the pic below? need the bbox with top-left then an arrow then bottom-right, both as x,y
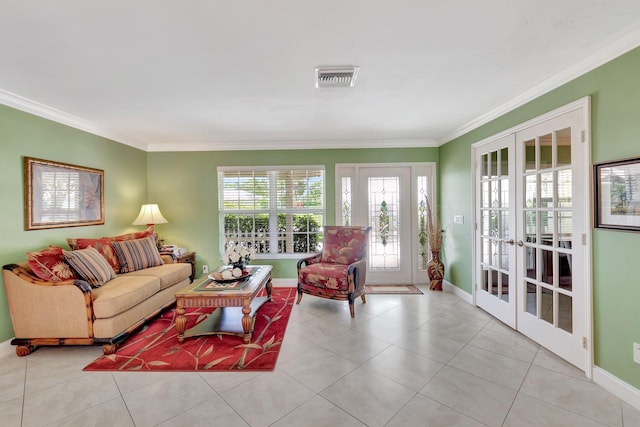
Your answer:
424,195 -> 444,291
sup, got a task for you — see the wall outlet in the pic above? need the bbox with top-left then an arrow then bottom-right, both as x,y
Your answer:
453,215 -> 464,225
634,342 -> 640,364
202,265 -> 209,274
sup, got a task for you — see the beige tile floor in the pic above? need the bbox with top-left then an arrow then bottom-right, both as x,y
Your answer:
2,285 -> 640,427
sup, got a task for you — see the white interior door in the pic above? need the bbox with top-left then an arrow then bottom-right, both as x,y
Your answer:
474,101 -> 590,372
515,109 -> 587,370
475,134 -> 517,328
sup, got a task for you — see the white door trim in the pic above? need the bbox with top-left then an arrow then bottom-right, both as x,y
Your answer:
470,96 -> 592,379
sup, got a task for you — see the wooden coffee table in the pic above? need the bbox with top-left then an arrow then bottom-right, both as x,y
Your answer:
175,265 -> 272,344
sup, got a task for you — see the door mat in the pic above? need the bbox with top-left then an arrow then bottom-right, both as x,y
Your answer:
365,285 -> 423,294
83,287 -> 295,372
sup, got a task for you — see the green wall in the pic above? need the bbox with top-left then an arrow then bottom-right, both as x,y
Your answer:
146,148 -> 439,279
439,46 -> 640,388
0,105 -> 149,343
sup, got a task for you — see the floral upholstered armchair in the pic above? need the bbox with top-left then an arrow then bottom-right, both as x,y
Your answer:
296,226 -> 371,318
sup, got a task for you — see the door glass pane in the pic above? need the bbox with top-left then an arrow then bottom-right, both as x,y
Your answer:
557,212 -> 572,246
526,247 -> 536,280
368,177 -> 400,270
526,282 -> 537,315
525,175 -> 537,208
541,287 -> 554,324
540,172 -> 554,208
557,127 -> 572,167
559,292 -> 573,333
559,251 -> 572,291
490,269 -> 498,295
500,272 -> 509,302
490,151 -> 497,177
540,211 -> 554,243
525,139 -> 536,172
500,178 -> 509,208
490,210 -> 499,237
490,180 -> 499,208
539,133 -> 553,169
482,268 -> 489,291
481,237 -> 490,264
341,177 -> 352,226
491,239 -> 498,268
525,211 -> 537,244
500,148 -> 509,175
541,248 -> 553,285
500,211 -> 510,238
481,210 -> 490,236
482,154 -> 489,177
500,240 -> 509,270
481,181 -> 490,208
557,169 -> 572,208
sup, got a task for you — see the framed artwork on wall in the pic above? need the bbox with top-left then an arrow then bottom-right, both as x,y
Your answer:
24,157 -> 104,230
594,157 -> 640,232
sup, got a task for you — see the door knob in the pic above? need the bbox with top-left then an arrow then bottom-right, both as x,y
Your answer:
517,240 -> 524,247
506,239 -> 515,246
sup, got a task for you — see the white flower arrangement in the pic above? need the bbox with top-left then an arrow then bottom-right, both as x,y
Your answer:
222,241 -> 256,266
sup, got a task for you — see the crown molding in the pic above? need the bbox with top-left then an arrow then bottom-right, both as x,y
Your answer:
440,23 -> 640,145
146,138 -> 439,152
0,88 -> 149,151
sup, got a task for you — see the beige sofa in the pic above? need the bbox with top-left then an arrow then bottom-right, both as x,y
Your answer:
2,255 -> 191,356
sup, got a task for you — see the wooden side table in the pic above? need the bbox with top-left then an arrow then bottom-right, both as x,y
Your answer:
173,251 -> 196,282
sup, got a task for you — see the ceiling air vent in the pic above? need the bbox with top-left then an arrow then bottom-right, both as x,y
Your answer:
314,66 -> 359,88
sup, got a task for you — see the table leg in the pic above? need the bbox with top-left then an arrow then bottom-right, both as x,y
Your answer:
241,301 -> 252,343
176,302 -> 187,343
266,276 -> 272,302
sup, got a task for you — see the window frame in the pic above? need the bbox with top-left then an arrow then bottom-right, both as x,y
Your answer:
218,165 -> 326,259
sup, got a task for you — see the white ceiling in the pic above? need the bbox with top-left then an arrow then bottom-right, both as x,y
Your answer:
2,1 -> 640,152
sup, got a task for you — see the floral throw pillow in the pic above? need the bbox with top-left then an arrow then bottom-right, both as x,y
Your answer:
26,246 -> 77,282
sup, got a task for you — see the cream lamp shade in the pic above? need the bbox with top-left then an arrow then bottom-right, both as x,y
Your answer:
132,204 -> 168,226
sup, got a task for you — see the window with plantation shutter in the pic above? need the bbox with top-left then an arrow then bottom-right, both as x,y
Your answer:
218,166 -> 325,256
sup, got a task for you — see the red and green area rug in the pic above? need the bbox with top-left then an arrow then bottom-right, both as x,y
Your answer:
84,287 -> 295,372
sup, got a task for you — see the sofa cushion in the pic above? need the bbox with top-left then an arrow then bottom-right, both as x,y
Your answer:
124,263 -> 191,290
26,245 -> 77,282
91,274 -> 160,319
63,247 -> 116,288
66,237 -> 121,273
111,236 -> 164,273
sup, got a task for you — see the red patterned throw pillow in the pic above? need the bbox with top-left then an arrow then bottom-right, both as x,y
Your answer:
26,245 -> 77,282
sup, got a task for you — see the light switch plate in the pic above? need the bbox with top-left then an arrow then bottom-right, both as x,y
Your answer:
453,215 -> 464,225
634,342 -> 640,364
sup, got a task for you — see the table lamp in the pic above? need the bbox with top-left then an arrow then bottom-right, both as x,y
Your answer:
132,203 -> 168,229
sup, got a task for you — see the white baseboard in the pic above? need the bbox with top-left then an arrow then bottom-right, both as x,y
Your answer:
593,366 -> 640,411
443,279 -> 473,305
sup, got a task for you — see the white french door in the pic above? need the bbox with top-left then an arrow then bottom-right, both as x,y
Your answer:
336,163 -> 436,285
475,134 -> 517,328
474,99 -> 591,372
